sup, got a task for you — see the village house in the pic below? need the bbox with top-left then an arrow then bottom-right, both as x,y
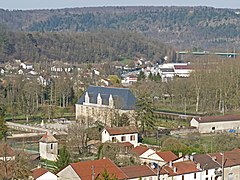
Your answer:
101,126 -> 138,147
173,65 -> 193,77
57,158 -> 127,180
121,75 -> 138,86
208,148 -> 240,180
39,133 -> 58,161
20,62 -> 34,70
75,85 -> 136,126
190,115 -> 240,133
192,154 -> 222,180
31,168 -> 57,180
159,160 -> 201,180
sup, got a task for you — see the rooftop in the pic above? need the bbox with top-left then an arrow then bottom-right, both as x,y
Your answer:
155,151 -> 178,162
121,165 -> 156,178
193,115 -> 240,123
131,146 -> 150,156
32,168 -> 49,179
39,132 -> 58,143
77,85 -> 136,110
70,158 -> 127,180
105,126 -> 138,136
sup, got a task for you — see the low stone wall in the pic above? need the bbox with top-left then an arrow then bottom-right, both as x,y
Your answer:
170,127 -> 198,136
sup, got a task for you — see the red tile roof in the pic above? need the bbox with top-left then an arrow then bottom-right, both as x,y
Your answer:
32,168 -> 48,179
39,132 -> 58,143
105,126 -> 138,135
174,65 -> 192,70
131,146 -> 149,156
209,149 -> 240,167
117,142 -> 134,148
0,143 -> 15,157
163,161 -> 199,176
155,151 -> 178,162
70,158 -> 127,180
121,165 -> 156,178
194,115 -> 240,123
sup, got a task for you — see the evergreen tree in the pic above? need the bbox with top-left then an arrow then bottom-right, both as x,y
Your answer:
55,146 -> 71,172
136,95 -> 155,135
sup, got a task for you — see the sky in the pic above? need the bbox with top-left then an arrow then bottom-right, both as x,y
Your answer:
1,0 -> 240,10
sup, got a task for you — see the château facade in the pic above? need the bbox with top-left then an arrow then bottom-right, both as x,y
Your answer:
75,85 -> 136,126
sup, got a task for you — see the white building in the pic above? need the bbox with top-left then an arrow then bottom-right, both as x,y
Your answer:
32,168 -> 57,180
173,65 -> 193,77
190,115 -> 240,134
39,133 -> 58,161
121,75 -> 138,86
20,62 -> 33,70
101,126 -> 138,147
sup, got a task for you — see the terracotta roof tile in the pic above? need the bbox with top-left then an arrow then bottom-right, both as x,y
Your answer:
163,161 -> 199,176
39,132 -> 58,143
0,143 -> 15,157
155,151 -> 178,162
120,165 -> 156,178
131,146 -> 149,156
32,168 -> 48,179
105,126 -> 138,135
70,158 -> 127,180
194,115 -> 240,123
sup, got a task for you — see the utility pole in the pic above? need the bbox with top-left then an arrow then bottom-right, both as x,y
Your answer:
91,165 -> 95,180
222,153 -> 224,180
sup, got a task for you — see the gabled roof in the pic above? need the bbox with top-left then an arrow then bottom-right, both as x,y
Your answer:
76,85 -> 136,110
193,154 -> 220,170
105,126 -> 138,135
131,146 -> 150,156
69,158 -> 127,180
193,115 -> 240,123
209,149 -> 240,167
155,151 -> 178,162
32,168 -> 49,179
121,165 -> 156,178
0,143 -> 15,157
39,132 -> 58,143
163,161 -> 199,176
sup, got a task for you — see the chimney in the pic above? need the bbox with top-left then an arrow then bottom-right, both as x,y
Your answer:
173,167 -> 177,173
190,155 -> 194,161
196,163 -> 201,169
179,152 -> 183,157
169,161 -> 173,168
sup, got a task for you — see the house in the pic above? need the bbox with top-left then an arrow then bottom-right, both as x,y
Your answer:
0,143 -> 15,161
101,126 -> 138,147
131,146 -> 155,164
121,165 -> 158,180
173,65 -> 193,77
208,149 -> 240,180
39,132 -> 58,161
57,158 -> 127,180
192,154 -> 222,180
147,151 -> 178,166
31,168 -> 57,180
190,115 -> 240,133
20,62 -> 33,70
160,161 -> 201,180
159,68 -> 175,82
121,75 -> 138,86
75,85 -> 136,126
100,78 -> 112,87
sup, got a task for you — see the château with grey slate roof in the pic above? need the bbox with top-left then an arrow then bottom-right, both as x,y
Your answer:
76,85 -> 136,126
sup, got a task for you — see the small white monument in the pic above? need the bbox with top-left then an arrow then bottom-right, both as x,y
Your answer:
39,132 -> 58,161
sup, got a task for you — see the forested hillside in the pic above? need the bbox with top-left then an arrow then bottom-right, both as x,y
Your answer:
0,27 -> 173,63
1,6 -> 240,50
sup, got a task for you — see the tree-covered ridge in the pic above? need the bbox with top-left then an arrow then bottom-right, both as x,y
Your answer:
0,28 -> 172,63
1,6 -> 240,49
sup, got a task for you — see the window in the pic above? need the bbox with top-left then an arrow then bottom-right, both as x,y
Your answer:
112,137 -> 116,142
212,127 -> 215,130
121,136 -> 126,141
50,144 -> 53,150
130,135 -> 135,141
206,170 -> 208,175
182,175 -> 184,180
194,173 -> 196,179
205,178 -> 208,180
